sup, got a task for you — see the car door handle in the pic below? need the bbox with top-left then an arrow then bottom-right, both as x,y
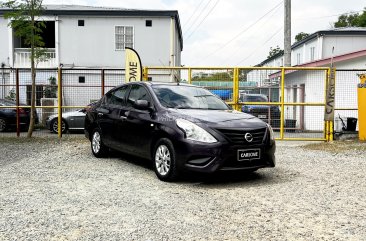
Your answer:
98,113 -> 104,117
120,116 -> 127,120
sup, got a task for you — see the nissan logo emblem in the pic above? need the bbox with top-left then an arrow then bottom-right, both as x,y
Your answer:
245,133 -> 253,142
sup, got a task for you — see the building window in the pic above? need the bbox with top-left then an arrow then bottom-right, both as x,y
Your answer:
115,26 -> 134,50
310,47 -> 315,61
79,76 -> 85,83
78,20 -> 84,26
26,85 -> 44,106
146,20 -> 152,27
296,53 -> 301,65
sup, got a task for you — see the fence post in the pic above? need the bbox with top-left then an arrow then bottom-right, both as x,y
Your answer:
57,67 -> 62,138
233,68 -> 240,111
188,68 -> 192,84
143,67 -> 148,81
329,68 -> 335,141
280,68 -> 285,140
101,69 -> 105,96
15,69 -> 20,137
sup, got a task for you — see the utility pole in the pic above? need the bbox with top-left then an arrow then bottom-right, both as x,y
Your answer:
284,0 -> 291,66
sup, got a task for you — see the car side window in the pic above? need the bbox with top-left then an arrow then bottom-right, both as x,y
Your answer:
106,85 -> 129,107
127,85 -> 151,107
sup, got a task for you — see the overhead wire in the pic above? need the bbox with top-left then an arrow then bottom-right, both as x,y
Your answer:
294,10 -> 364,20
184,0 -> 220,41
220,3 -> 282,65
236,26 -> 283,66
191,0 -> 283,65
183,0 -> 212,35
182,0 -> 205,32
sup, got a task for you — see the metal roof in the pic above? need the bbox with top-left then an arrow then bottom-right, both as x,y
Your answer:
291,27 -> 366,49
258,27 -> 366,66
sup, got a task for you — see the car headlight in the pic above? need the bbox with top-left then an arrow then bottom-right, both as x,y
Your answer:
267,123 -> 275,141
176,119 -> 217,143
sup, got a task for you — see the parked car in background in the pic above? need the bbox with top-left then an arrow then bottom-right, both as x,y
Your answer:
85,82 -> 276,182
0,99 -> 38,132
240,94 -> 281,128
46,109 -> 86,134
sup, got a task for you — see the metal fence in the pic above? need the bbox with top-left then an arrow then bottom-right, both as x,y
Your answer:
0,67 -> 363,141
144,66 -> 331,141
0,68 -> 125,138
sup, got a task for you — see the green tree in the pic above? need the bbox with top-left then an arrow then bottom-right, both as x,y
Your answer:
333,8 -> 366,27
1,0 -> 48,137
267,45 -> 284,59
43,76 -> 57,98
295,32 -> 309,42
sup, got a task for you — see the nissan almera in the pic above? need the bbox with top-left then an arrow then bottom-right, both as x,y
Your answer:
85,82 -> 275,181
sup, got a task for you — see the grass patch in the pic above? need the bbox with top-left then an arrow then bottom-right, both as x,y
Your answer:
0,135 -> 88,144
303,139 -> 366,153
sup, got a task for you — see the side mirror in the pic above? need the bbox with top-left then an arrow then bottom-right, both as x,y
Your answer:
134,99 -> 150,110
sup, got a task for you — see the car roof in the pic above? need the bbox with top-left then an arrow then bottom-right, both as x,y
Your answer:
112,81 -> 199,90
241,93 -> 267,97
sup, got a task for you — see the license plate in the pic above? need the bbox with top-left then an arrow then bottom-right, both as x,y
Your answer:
258,114 -> 267,119
238,149 -> 261,161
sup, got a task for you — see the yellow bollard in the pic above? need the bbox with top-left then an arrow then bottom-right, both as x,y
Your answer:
357,74 -> 366,141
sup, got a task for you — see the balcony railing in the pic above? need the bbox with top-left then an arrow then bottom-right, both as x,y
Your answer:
14,48 -> 57,68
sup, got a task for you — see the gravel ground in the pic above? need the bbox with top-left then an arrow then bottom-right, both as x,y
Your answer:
0,137 -> 365,241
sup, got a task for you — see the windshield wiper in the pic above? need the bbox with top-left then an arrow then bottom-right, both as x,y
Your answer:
175,105 -> 191,109
194,95 -> 213,97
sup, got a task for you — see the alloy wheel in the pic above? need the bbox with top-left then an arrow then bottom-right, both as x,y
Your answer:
52,119 -> 66,133
155,144 -> 171,176
92,131 -> 101,154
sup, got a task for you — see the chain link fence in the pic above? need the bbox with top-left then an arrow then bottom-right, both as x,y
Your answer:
333,69 -> 364,134
0,68 -> 125,138
1,67 -> 363,141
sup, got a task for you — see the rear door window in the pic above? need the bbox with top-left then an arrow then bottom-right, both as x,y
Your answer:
106,85 -> 129,107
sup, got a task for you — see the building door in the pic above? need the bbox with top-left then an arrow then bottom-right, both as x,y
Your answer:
26,85 -> 44,106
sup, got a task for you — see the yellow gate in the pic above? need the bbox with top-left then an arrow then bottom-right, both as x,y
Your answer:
143,66 -> 333,141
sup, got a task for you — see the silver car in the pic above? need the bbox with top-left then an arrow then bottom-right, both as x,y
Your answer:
46,109 -> 87,134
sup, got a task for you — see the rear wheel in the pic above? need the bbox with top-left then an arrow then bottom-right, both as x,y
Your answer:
0,118 -> 6,132
51,118 -> 67,134
153,138 -> 180,182
91,128 -> 108,158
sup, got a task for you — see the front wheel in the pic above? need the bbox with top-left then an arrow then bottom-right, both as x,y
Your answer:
153,138 -> 180,182
51,118 -> 67,134
91,128 -> 108,158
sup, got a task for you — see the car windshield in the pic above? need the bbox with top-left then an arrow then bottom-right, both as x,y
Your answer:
241,95 -> 268,102
152,85 -> 229,110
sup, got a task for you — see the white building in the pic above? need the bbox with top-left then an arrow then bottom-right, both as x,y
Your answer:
254,27 -> 366,131
0,5 -> 183,68
0,5 -> 183,107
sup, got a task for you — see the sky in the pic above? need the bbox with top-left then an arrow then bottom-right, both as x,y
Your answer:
43,0 -> 366,67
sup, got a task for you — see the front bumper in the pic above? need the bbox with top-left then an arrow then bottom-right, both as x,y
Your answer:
173,138 -> 276,173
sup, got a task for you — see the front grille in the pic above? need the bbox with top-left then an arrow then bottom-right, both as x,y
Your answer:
215,128 -> 267,145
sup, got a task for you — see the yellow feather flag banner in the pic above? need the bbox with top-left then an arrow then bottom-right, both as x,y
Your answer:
125,47 -> 142,82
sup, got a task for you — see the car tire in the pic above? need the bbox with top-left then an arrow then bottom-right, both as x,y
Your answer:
51,118 -> 67,134
153,138 -> 180,182
0,118 -> 6,132
91,128 -> 108,158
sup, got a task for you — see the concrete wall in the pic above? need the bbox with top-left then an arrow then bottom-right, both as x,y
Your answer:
58,16 -> 179,68
322,35 -> 366,59
0,17 -> 9,66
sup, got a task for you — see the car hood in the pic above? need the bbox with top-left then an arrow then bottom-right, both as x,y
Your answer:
169,109 -> 266,128
48,110 -> 85,119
